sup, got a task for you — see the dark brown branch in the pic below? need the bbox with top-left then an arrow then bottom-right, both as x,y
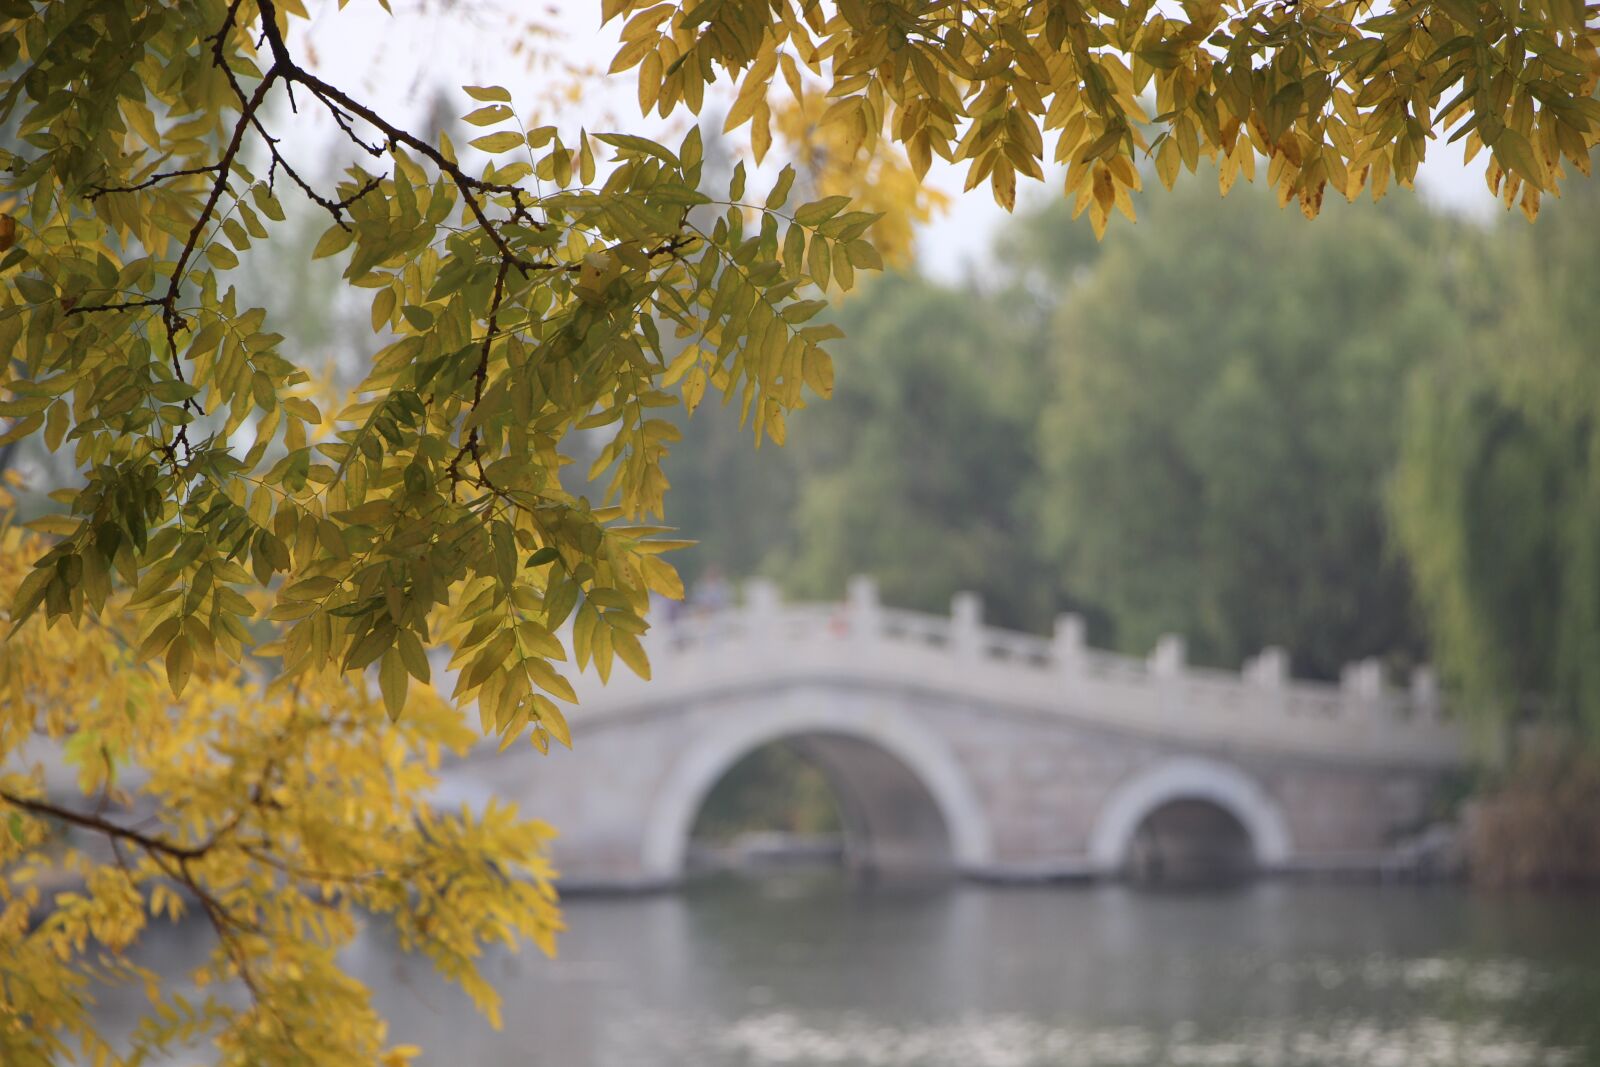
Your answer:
12,783 -> 295,1050
253,0 -> 542,271
87,163 -> 224,201
324,102 -> 385,158
336,174 -> 384,212
65,296 -> 164,317
68,0 -> 697,480
447,256 -> 510,488
166,0 -> 274,307
212,13 -> 361,230
66,0 -> 269,468
0,788 -> 212,861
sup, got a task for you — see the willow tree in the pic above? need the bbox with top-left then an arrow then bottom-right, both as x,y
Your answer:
1,0 -> 1597,1063
1393,171 -> 1600,744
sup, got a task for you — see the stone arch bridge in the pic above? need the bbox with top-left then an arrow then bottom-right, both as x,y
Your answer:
456,578 -> 1463,889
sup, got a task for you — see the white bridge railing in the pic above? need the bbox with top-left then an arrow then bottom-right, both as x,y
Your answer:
648,576 -> 1440,721
594,576 -> 1460,765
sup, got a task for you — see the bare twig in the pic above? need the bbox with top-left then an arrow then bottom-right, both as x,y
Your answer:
87,163 -> 225,201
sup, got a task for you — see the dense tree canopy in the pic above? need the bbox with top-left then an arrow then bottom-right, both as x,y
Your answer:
774,272 -> 1052,628
662,181 -> 1459,675
610,0 -> 1600,228
1035,178 -> 1456,678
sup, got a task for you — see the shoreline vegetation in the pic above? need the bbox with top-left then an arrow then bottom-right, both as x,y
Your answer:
1466,746 -> 1600,889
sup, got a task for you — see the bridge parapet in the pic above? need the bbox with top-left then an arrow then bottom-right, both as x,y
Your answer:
608,576 -> 1462,767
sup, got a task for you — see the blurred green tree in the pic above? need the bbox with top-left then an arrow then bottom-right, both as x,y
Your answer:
774,273 -> 1054,629
1034,177 -> 1461,679
1393,163 -> 1600,741
656,397 -> 801,592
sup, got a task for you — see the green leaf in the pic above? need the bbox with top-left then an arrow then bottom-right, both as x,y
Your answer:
397,629 -> 431,683
401,304 -> 435,330
251,184 -> 286,221
463,84 -> 511,102
311,224 -> 355,260
464,104 -> 513,126
165,635 -> 193,698
470,131 -> 525,154
379,647 -> 409,720
205,244 -> 239,270
794,196 -> 851,226
781,299 -> 826,323
766,165 -> 796,210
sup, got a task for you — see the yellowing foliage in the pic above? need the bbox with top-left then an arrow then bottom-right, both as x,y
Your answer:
608,0 -> 1600,235
0,0 -> 880,742
0,498 -> 561,1064
772,92 -> 949,268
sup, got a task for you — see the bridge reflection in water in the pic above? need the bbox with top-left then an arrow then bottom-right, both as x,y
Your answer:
450,577 -> 1464,891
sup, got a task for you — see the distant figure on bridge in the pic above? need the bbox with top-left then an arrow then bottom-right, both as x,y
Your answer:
690,564 -> 733,617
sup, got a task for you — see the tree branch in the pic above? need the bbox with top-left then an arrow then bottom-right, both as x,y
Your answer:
0,787 -> 212,861
87,163 -> 224,201
447,257 -> 510,488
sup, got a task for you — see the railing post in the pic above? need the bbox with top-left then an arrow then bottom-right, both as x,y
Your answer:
744,577 -> 781,639
1244,646 -> 1288,688
1149,633 -> 1186,678
1410,664 -> 1441,722
1052,613 -> 1085,675
1340,658 -> 1384,716
847,574 -> 881,642
950,591 -> 983,659
1242,646 -> 1288,715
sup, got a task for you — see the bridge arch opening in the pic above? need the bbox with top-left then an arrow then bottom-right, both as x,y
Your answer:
687,739 -> 846,867
642,701 -> 993,884
687,733 -> 953,877
1089,757 -> 1293,884
1125,798 -> 1256,886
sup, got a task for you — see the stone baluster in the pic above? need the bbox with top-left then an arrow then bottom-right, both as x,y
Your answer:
744,577 -> 781,640
1053,613 -> 1086,676
1242,646 -> 1288,715
847,574 -> 881,642
1243,646 -> 1288,687
1149,633 -> 1186,679
1410,665 -> 1441,722
1339,658 -> 1384,717
950,591 -> 983,659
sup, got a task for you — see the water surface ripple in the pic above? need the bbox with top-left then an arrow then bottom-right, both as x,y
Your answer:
352,874 -> 1600,1067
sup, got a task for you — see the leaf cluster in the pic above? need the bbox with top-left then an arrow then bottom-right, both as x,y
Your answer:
606,0 -> 1600,234
0,0 -> 882,742
0,519 -> 561,1066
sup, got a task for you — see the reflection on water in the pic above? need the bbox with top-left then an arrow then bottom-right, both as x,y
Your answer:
121,873 -> 1600,1066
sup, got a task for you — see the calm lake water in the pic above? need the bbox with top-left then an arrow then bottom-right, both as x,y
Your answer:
331,873 -> 1600,1067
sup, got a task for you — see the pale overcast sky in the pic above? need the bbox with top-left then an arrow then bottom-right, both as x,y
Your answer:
294,0 -> 1498,282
